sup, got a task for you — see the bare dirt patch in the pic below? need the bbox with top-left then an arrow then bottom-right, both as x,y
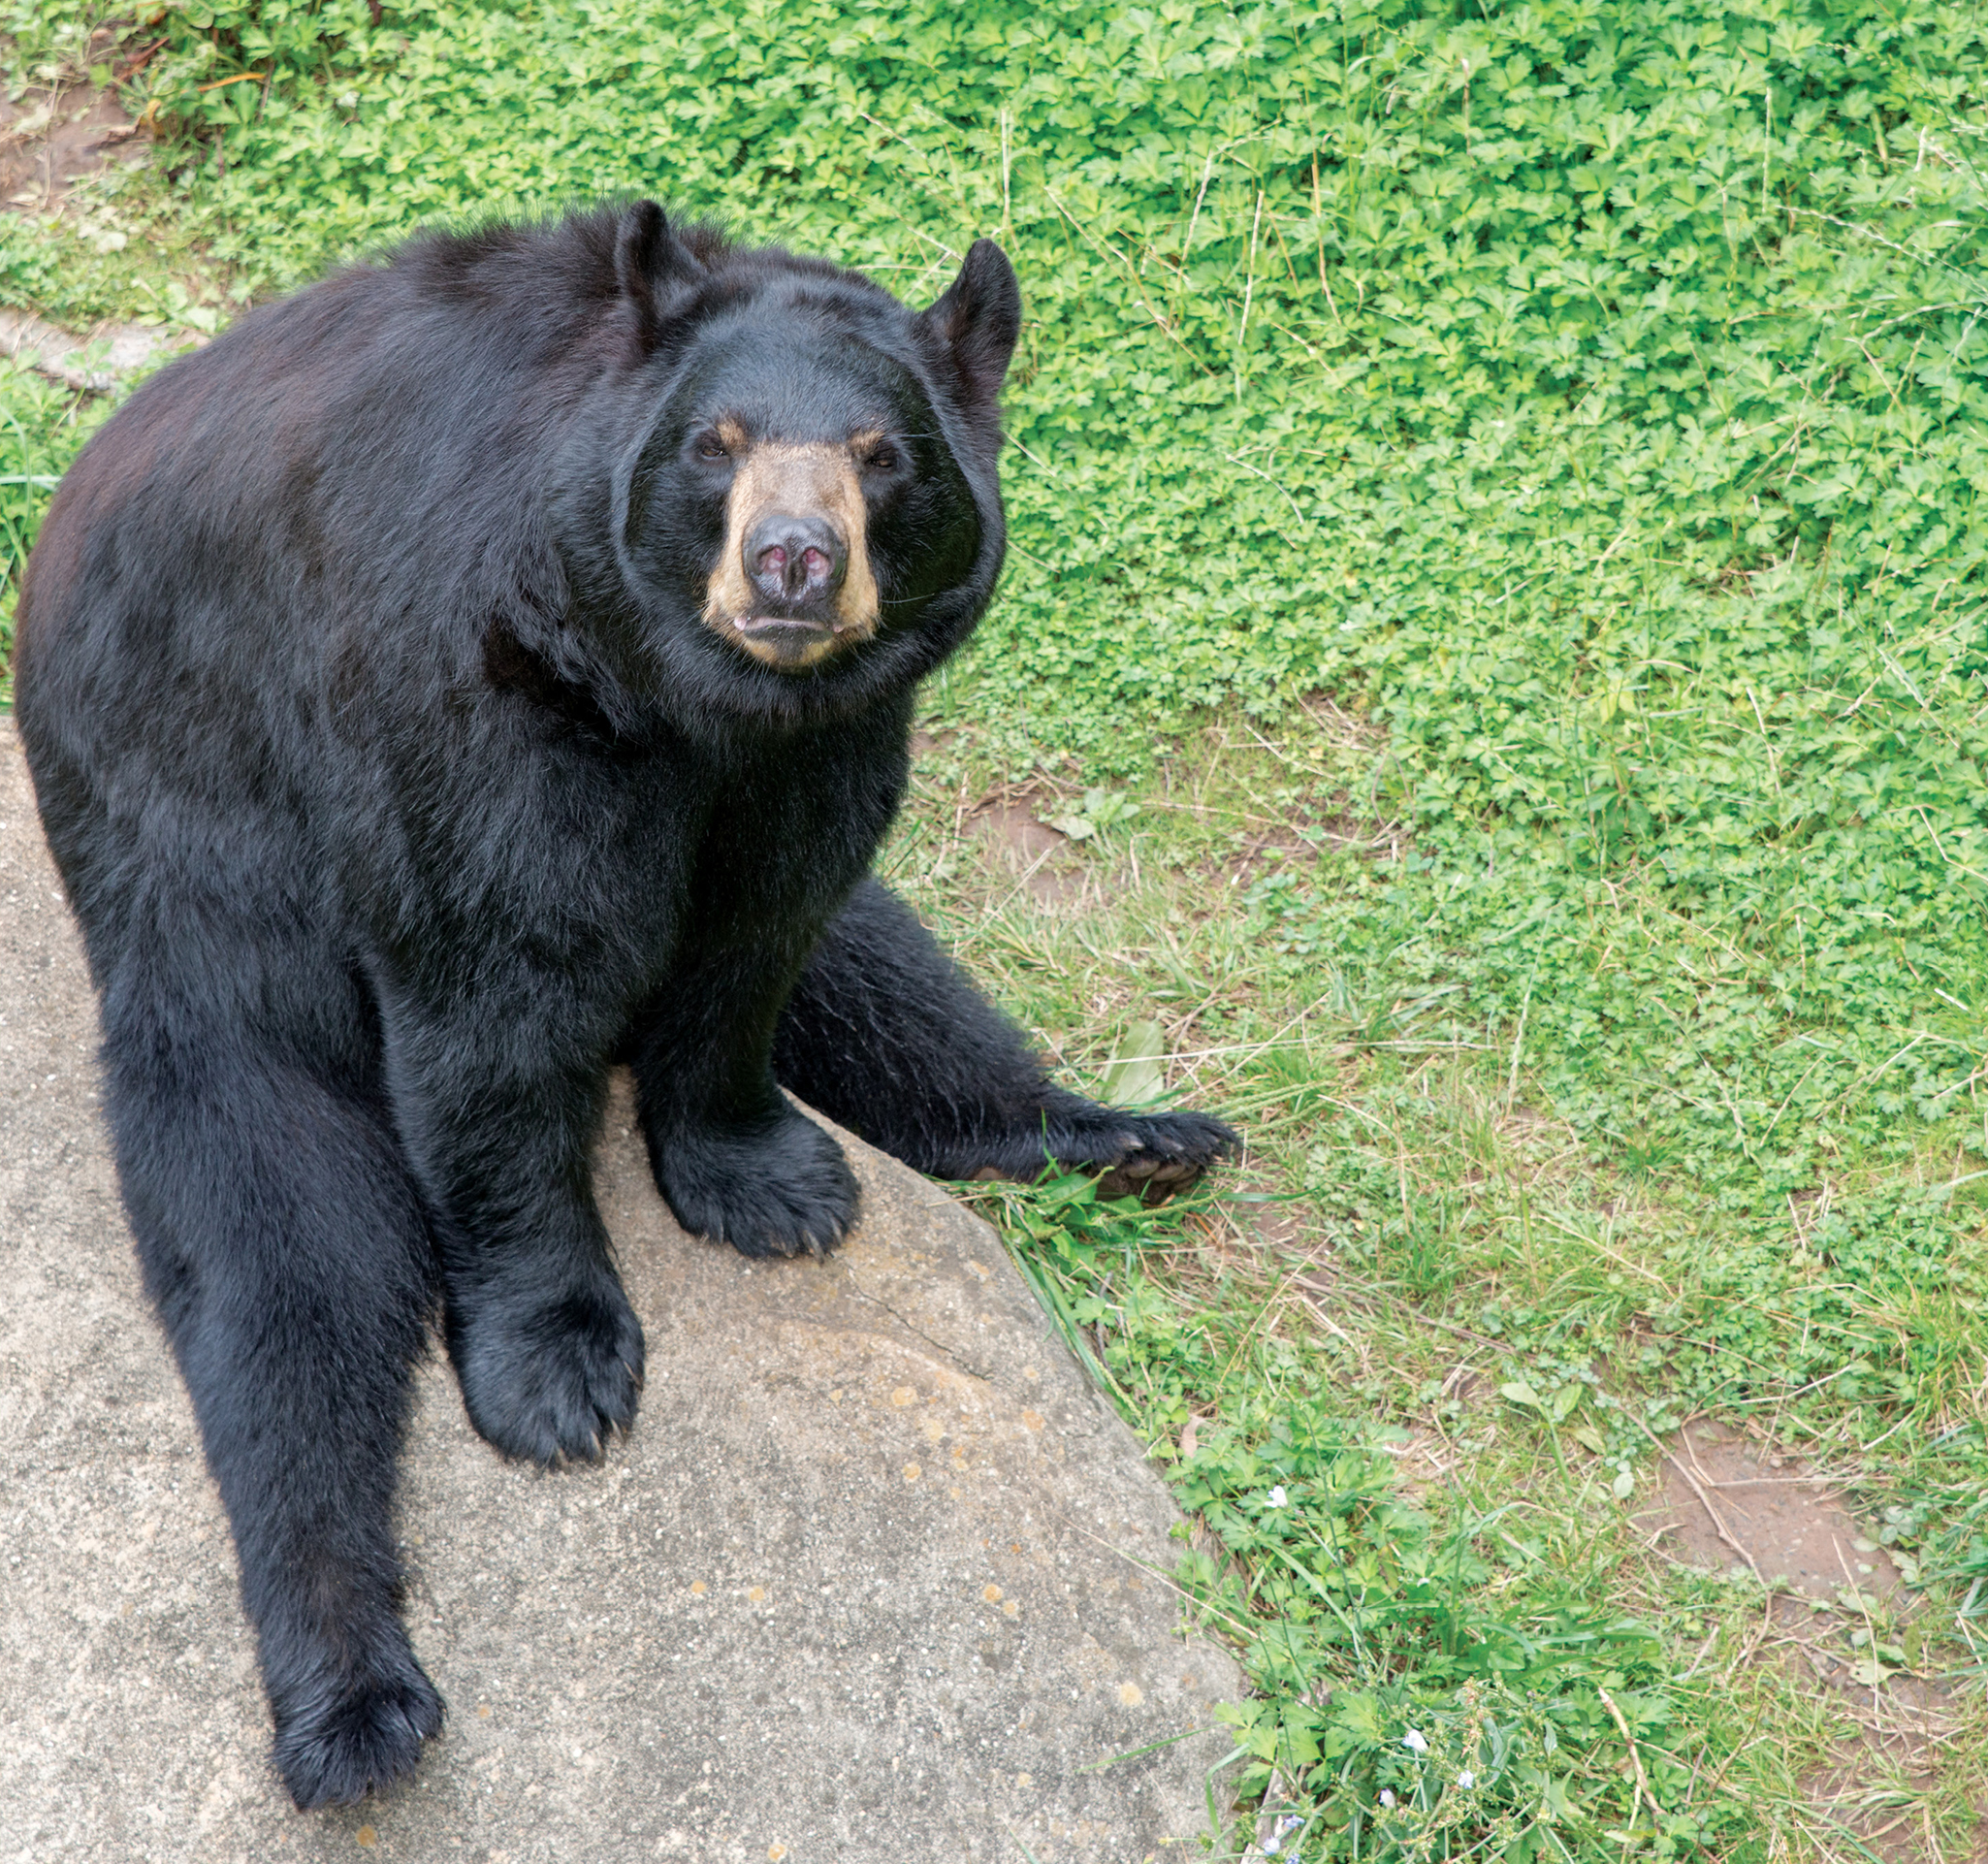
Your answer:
1646,1421 -> 1899,1600
1642,1422 -> 1975,1861
1372,1423 -> 1459,1500
1224,1186 -> 1309,1254
0,304 -> 189,390
1211,827 -> 1313,890
1,80 -> 147,211
965,787 -> 1086,910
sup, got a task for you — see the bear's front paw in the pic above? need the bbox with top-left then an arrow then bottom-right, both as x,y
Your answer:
654,1104 -> 859,1259
272,1655 -> 445,1810
452,1274 -> 646,1465
1044,1104 -> 1241,1204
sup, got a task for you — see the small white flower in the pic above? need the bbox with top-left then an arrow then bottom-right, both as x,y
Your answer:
1378,1788 -> 1396,1808
1456,1769 -> 1476,1788
1267,1485 -> 1288,1508
1401,1728 -> 1428,1753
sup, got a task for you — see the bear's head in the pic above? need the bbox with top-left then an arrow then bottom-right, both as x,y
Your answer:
572,202 -> 1021,726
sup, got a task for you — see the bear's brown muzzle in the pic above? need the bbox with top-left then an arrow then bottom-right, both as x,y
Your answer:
703,432 -> 881,669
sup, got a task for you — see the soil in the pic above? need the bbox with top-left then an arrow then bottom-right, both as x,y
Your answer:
0,305 -> 189,390
1645,1421 -> 1901,1601
1229,1188 -> 1308,1254
1212,827 -> 1313,890
0,80 -> 146,211
964,788 -> 1087,910
1642,1422 -> 1983,1860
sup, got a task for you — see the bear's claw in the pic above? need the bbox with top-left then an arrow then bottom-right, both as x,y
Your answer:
1046,1106 -> 1240,1205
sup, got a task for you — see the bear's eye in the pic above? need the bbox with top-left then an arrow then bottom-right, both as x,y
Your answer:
695,435 -> 728,463
866,446 -> 898,472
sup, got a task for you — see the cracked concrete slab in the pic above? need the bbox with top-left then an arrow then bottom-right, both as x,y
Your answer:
0,718 -> 1244,1863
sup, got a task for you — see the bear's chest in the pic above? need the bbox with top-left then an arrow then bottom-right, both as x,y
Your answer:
361,718 -> 902,998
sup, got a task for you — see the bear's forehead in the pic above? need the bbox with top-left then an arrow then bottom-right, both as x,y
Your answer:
677,306 -> 925,434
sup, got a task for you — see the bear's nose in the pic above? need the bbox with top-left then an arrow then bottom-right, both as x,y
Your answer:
745,512 -> 847,609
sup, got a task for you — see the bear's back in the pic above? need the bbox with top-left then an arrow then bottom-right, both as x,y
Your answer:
16,218 -> 659,811
27,216 -> 640,661
13,214 -> 687,975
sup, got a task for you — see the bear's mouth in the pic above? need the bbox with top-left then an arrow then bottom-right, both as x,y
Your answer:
734,613 -> 836,637
727,611 -> 850,669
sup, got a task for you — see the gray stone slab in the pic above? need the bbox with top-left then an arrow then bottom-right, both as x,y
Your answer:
0,720 -> 1243,1863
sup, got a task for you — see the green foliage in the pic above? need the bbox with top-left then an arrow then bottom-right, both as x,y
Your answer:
0,367 -> 110,673
974,1174 -> 1748,1856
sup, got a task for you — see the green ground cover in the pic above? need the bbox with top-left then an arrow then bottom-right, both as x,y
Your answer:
5,0 -> 1988,1853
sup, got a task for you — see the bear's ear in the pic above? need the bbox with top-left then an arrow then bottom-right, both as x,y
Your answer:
915,240 -> 1021,408
615,200 -> 701,352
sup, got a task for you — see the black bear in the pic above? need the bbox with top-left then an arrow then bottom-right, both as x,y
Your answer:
14,202 -> 1235,1809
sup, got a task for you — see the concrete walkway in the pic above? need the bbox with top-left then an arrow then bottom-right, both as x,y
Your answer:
0,722 -> 1243,1863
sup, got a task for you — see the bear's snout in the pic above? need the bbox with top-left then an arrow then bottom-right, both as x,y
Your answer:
746,510 -> 848,609
703,436 -> 882,669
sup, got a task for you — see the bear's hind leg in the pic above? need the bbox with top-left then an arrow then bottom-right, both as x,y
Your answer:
106,1024 -> 443,1809
773,878 -> 1238,1196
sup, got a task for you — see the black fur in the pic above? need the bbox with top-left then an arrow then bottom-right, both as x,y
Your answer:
13,202 -> 1236,1810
